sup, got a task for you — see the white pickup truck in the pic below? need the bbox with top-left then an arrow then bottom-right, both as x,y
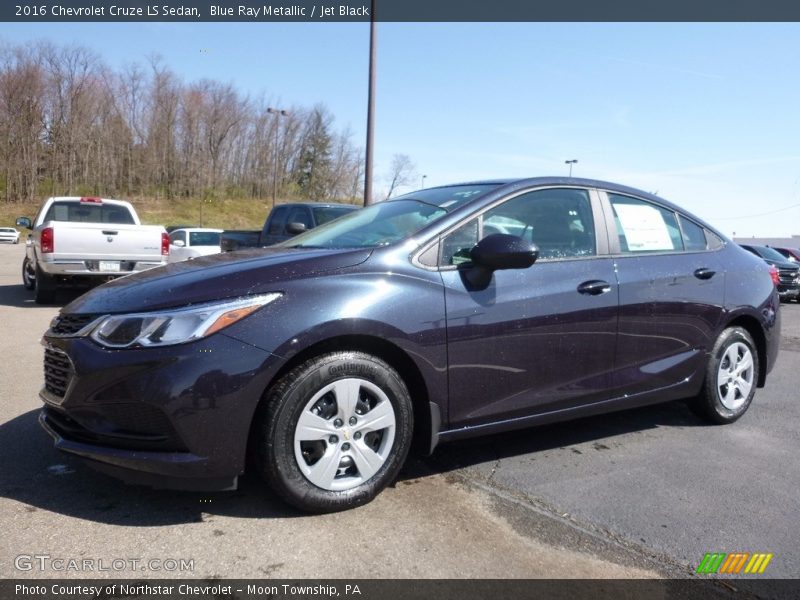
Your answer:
16,196 -> 169,304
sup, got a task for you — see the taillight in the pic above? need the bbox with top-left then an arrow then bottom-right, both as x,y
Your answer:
161,232 -> 170,256
768,265 -> 780,286
41,227 -> 54,253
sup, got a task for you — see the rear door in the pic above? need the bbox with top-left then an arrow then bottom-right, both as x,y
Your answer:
602,191 -> 726,396
441,186 -> 620,428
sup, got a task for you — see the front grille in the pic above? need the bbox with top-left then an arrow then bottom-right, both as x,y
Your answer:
778,269 -> 799,284
43,347 -> 74,398
50,314 -> 99,336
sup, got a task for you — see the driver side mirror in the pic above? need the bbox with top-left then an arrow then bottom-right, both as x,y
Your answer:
286,222 -> 307,235
16,217 -> 32,230
463,233 -> 539,289
171,240 -> 185,248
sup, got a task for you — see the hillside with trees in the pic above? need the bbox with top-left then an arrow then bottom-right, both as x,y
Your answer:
0,41 -> 364,208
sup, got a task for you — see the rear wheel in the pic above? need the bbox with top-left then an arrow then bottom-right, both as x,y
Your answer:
34,264 -> 56,304
256,352 -> 413,513
21,258 -> 35,290
690,326 -> 759,424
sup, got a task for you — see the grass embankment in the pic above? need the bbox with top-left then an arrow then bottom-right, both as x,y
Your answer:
0,196 -> 360,231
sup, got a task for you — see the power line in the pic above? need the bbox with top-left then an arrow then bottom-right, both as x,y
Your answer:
713,201 -> 800,220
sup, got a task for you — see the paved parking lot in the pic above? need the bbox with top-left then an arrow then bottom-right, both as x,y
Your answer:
0,241 -> 797,585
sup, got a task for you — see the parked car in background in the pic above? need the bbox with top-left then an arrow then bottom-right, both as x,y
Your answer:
0,227 -> 20,243
220,202 -> 358,251
218,230 -> 261,252
16,197 -> 169,304
771,246 -> 800,263
740,244 -> 800,302
168,228 -> 223,263
165,224 -> 199,234
38,178 -> 780,513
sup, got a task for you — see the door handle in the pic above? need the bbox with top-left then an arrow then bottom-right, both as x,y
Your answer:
694,268 -> 716,280
577,280 -> 611,295
102,230 -> 118,235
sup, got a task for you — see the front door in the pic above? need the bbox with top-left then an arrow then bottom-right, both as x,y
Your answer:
440,187 -> 619,429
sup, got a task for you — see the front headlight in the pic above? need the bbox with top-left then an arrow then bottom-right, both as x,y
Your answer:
89,293 -> 281,348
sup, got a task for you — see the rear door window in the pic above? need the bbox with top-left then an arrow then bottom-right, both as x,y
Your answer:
609,194 -> 682,253
45,201 -> 135,225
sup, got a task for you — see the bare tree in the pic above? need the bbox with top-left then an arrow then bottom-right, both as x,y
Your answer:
385,153 -> 416,199
0,40 -> 366,205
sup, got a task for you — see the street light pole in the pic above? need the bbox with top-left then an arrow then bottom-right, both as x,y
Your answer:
267,107 -> 289,208
364,0 -> 376,206
565,159 -> 578,177
421,174 -> 427,189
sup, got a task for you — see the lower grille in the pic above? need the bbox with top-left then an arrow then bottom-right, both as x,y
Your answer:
42,405 -> 187,452
44,348 -> 74,398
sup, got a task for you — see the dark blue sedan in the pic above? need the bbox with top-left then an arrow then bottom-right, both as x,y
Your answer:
39,178 -> 780,512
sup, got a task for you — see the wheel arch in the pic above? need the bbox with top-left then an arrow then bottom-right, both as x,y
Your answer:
247,334 -> 439,470
724,314 -> 767,388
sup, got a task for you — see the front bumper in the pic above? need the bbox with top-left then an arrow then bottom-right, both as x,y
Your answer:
39,332 -> 281,489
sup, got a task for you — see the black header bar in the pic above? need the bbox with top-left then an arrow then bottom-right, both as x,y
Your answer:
3,0 -> 800,22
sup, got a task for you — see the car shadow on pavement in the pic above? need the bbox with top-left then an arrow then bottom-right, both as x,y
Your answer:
402,399 -> 706,479
1,401 -> 704,525
0,284 -> 81,308
0,410 -> 305,524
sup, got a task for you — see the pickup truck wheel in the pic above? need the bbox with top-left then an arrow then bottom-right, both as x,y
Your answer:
34,264 -> 56,304
255,352 -> 413,513
21,258 -> 35,290
689,326 -> 759,424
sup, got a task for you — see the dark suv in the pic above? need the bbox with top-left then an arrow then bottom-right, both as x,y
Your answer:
740,244 -> 800,302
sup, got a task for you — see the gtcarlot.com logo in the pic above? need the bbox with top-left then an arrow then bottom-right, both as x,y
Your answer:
15,554 -> 194,573
696,552 -> 773,574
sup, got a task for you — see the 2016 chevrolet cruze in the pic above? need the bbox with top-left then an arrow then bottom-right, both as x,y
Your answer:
39,178 -> 780,512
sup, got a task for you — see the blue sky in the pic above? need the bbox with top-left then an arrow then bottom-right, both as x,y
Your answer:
3,22 -> 800,237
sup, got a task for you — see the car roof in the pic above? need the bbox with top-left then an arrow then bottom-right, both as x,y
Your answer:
278,202 -> 358,209
172,228 -> 223,233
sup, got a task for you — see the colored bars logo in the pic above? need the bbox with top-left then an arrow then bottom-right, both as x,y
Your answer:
696,552 -> 773,574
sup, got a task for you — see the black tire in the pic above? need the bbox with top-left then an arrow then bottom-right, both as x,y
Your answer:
34,263 -> 56,304
21,258 -> 35,290
690,326 -> 759,424
256,351 -> 413,513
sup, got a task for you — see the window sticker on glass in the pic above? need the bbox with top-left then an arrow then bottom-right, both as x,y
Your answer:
614,203 -> 674,251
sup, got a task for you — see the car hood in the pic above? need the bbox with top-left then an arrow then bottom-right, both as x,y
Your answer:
762,258 -> 798,270
65,247 -> 373,314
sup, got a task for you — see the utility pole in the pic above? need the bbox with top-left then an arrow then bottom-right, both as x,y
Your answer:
364,0 -> 376,206
268,107 -> 289,207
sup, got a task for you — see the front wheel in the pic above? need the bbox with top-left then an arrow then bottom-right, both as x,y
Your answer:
690,326 -> 759,424
256,352 -> 413,513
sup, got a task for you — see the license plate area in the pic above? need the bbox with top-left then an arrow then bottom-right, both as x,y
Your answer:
99,261 -> 121,272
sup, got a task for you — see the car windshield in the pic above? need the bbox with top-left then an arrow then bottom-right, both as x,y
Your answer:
189,231 -> 221,246
281,184 -> 499,249
758,246 -> 790,262
312,206 -> 357,226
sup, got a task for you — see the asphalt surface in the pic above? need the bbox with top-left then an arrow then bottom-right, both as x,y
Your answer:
0,241 -> 797,588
